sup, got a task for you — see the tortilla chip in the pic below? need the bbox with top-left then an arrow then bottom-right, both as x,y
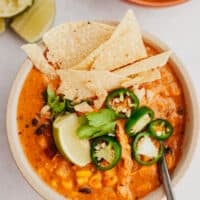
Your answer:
72,42 -> 104,70
21,44 -> 56,79
57,69 -> 127,101
121,69 -> 161,87
86,82 -> 108,109
74,10 -> 147,71
43,22 -> 114,69
94,91 -> 108,109
92,10 -> 147,71
114,51 -> 171,77
74,102 -> 93,113
57,70 -> 95,101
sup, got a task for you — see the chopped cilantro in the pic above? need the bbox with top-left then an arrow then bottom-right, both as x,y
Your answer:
77,121 -> 116,139
86,109 -> 116,127
45,86 -> 75,115
76,109 -> 117,139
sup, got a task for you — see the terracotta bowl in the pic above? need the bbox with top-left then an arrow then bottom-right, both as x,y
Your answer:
126,0 -> 189,7
6,30 -> 199,200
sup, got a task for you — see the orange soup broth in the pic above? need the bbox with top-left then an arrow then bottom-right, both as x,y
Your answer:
17,46 -> 185,199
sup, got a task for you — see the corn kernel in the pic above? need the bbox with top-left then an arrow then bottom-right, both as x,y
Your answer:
61,180 -> 73,190
37,168 -> 46,177
55,166 -> 68,178
37,136 -> 48,149
76,170 -> 92,177
77,177 -> 89,186
50,179 -> 58,188
89,172 -> 102,189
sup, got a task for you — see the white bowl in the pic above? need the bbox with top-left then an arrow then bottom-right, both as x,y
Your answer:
6,31 -> 200,200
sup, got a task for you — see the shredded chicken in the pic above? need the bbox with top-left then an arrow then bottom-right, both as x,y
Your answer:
116,120 -> 135,200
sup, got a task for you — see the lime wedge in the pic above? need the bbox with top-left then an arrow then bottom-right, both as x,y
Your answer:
0,18 -> 6,33
10,0 -> 55,42
53,113 -> 91,167
0,0 -> 33,18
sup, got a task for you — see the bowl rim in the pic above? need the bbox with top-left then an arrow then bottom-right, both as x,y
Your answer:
6,30 -> 200,200
126,0 -> 189,7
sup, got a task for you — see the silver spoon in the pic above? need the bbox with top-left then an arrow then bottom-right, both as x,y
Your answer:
159,155 -> 176,200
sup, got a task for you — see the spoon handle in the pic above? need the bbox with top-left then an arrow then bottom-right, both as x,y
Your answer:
159,156 -> 176,200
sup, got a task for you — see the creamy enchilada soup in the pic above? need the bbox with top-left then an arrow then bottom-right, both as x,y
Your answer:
17,10 -> 185,200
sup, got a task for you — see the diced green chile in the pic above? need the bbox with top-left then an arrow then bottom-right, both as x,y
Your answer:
106,88 -> 139,118
125,106 -> 154,136
148,119 -> 173,140
90,136 -> 121,170
133,132 -> 164,166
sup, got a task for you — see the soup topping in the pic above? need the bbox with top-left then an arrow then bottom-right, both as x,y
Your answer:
105,88 -> 139,118
133,132 -> 164,166
90,136 -> 122,170
125,106 -> 154,136
148,119 -> 173,140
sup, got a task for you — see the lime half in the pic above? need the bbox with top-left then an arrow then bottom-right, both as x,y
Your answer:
11,0 -> 55,42
53,113 -> 91,167
0,18 -> 6,33
0,0 -> 33,18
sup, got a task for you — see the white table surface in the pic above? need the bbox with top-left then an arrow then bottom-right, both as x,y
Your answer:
0,0 -> 200,199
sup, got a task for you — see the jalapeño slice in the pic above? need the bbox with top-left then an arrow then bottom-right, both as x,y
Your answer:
133,132 -> 164,166
106,88 -> 139,118
125,106 -> 154,136
90,136 -> 121,170
148,119 -> 173,140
